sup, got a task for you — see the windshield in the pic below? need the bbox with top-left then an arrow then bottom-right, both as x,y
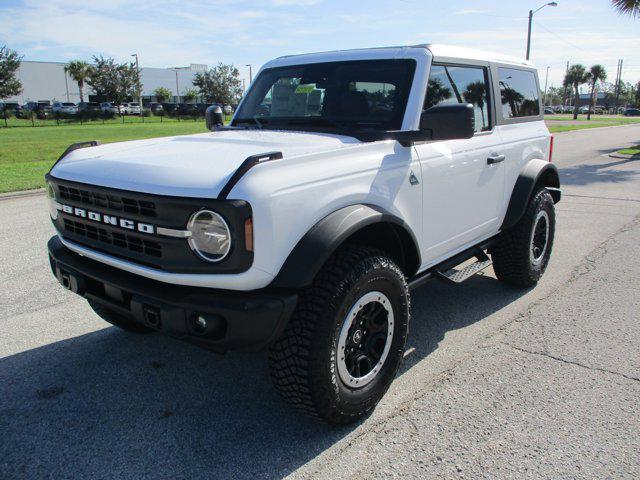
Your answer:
233,59 -> 416,133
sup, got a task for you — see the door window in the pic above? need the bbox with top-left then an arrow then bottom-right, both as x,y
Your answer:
424,65 -> 491,133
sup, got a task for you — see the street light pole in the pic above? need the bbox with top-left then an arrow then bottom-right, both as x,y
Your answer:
246,64 -> 253,84
172,68 -> 180,103
131,53 -> 143,114
526,2 -> 558,60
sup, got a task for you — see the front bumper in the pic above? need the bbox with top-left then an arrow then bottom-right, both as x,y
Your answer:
48,236 -> 297,353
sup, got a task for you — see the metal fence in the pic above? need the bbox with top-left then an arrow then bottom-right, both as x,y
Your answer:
1,111 -> 210,128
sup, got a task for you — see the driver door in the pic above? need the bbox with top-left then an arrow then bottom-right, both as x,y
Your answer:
414,63 -> 504,266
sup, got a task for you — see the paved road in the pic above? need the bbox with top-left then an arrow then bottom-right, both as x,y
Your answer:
1,124 -> 639,479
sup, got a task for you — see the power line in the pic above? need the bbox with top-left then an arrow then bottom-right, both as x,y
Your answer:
532,19 -> 587,53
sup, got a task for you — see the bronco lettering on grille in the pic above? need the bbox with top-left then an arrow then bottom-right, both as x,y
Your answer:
60,204 -> 155,235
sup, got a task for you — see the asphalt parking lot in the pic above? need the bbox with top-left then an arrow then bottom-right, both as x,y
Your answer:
1,124 -> 639,479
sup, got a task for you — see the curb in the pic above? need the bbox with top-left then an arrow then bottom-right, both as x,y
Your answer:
0,188 -> 45,201
608,153 -> 640,160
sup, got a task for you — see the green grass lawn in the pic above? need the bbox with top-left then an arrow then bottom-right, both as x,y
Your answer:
546,114 -> 640,133
0,121 -> 208,193
547,123 -> 611,133
618,145 -> 640,156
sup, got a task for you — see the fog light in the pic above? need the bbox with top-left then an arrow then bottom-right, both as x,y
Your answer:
194,315 -> 208,333
190,313 -> 227,339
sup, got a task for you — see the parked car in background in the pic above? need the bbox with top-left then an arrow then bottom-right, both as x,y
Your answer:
22,101 -> 52,119
100,102 -> 119,114
543,107 -> 555,115
148,102 -> 164,114
52,102 -> 78,115
563,105 -> 574,113
121,102 -> 141,115
0,102 -> 21,116
176,103 -> 199,116
624,108 -> 640,116
161,103 -> 178,116
77,102 -> 101,113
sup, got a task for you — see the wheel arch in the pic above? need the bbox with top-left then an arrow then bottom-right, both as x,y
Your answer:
501,159 -> 560,231
270,204 -> 421,289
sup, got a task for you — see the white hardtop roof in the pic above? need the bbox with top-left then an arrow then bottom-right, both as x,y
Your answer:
422,44 -> 533,67
271,44 -> 533,68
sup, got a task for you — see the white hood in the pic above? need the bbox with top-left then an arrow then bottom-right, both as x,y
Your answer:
50,129 -> 362,198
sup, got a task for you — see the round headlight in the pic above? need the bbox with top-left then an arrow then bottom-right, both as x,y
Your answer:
187,210 -> 231,262
46,182 -> 58,220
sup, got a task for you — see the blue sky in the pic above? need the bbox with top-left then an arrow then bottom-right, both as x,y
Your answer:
1,0 -> 638,90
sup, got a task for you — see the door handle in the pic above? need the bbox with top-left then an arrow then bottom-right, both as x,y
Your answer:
487,154 -> 505,165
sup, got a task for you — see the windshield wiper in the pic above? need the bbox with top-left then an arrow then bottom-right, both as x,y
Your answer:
280,118 -> 352,129
234,117 -> 266,129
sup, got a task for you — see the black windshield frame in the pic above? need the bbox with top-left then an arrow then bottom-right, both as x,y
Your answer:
232,59 -> 417,135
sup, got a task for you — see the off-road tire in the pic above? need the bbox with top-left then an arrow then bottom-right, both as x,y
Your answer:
492,188 -> 555,287
88,299 -> 154,333
268,245 -> 410,425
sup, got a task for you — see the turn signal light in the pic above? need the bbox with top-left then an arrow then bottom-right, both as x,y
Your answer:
245,218 -> 254,252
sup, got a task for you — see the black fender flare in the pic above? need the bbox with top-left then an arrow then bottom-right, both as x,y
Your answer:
501,159 -> 561,230
270,204 -> 421,289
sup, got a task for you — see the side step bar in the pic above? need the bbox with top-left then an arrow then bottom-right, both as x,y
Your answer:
408,238 -> 497,290
435,250 -> 492,284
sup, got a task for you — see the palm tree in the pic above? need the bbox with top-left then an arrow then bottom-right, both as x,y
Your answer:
64,60 -> 91,103
611,0 -> 640,17
586,65 -> 607,120
463,81 -> 487,129
564,64 -> 589,120
424,78 -> 452,109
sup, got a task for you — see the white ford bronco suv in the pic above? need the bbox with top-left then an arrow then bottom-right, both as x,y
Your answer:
46,44 -> 560,424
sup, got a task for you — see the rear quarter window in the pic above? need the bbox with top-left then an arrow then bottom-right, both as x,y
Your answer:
498,68 -> 540,119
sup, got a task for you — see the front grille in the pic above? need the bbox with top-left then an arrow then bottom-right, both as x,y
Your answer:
63,218 -> 162,258
58,185 -> 157,217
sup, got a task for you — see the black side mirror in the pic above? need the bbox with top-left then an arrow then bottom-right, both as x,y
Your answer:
205,105 -> 224,130
420,103 -> 475,141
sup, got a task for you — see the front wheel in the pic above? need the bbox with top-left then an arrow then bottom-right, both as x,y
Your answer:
492,188 -> 556,287
268,246 -> 410,424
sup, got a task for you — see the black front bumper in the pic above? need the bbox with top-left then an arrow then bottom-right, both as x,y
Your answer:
48,236 -> 297,353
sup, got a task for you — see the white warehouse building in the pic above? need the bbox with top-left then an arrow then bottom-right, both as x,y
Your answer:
5,60 -> 208,104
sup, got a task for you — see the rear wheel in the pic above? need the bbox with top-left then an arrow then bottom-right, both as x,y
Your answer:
492,188 -> 556,287
268,245 -> 410,424
88,299 -> 154,333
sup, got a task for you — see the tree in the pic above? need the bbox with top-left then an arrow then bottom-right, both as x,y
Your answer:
183,88 -> 198,103
611,0 -> 640,17
153,87 -> 172,102
64,60 -> 91,103
0,45 -> 22,100
424,78 -> 451,109
463,81 -> 487,128
193,63 -> 243,105
564,64 -> 589,120
586,65 -> 607,120
87,56 -> 140,113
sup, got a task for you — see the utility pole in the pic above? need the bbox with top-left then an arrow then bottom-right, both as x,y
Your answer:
614,59 -> 623,110
542,66 -> 550,105
561,61 -> 569,106
246,64 -> 253,84
526,2 -> 558,60
131,53 -> 143,113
